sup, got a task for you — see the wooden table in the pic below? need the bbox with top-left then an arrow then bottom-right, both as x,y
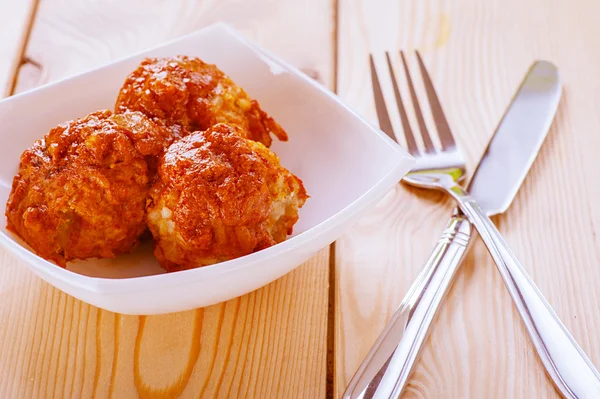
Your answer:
2,0 -> 600,398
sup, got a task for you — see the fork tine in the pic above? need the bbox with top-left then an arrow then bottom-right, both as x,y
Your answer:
400,51 -> 436,154
369,54 -> 396,142
415,50 -> 456,150
385,52 -> 419,156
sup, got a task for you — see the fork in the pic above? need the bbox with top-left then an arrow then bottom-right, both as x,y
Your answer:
342,51 -> 473,399
343,51 -> 600,399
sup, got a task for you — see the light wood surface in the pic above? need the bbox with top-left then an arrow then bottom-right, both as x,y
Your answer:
335,0 -> 600,398
0,0 -> 38,96
4,0 -> 600,398
0,0 -> 334,398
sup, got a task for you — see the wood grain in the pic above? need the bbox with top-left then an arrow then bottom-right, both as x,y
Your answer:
0,0 -> 334,397
0,0 -> 38,96
335,0 -> 600,397
7,0 -> 600,397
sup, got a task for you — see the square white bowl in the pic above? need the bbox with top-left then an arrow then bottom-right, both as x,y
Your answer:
0,23 -> 414,314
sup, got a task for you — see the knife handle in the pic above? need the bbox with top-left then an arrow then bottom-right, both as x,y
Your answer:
342,214 -> 471,399
454,193 -> 600,399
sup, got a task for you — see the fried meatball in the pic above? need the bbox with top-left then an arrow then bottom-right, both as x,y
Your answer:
146,123 -> 307,272
115,56 -> 287,147
111,110 -> 185,159
5,110 -> 163,266
111,110 -> 185,177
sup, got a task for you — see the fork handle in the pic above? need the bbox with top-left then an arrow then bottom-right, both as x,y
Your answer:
453,190 -> 600,399
342,215 -> 471,399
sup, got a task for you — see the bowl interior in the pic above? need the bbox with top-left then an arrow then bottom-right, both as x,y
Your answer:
0,23 -> 406,279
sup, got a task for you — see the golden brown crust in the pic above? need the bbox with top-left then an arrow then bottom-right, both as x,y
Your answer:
5,110 -> 160,266
110,110 -> 186,178
115,56 -> 288,147
111,110 -> 185,158
146,123 -> 306,272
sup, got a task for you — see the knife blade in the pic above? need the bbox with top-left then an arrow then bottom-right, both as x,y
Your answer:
469,60 -> 562,214
344,61 -> 571,399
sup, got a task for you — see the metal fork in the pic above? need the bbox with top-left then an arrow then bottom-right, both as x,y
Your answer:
343,50 -> 473,399
344,51 -> 600,399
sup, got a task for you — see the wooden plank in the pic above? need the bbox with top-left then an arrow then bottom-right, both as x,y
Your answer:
335,0 -> 600,397
0,0 -> 38,96
0,0 -> 334,397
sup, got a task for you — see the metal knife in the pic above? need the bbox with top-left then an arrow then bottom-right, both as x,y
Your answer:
344,61 -> 600,398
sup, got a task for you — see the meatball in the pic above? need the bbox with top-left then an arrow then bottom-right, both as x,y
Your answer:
146,123 -> 307,272
111,110 -> 185,160
115,56 -> 287,147
5,110 -> 164,266
111,110 -> 185,177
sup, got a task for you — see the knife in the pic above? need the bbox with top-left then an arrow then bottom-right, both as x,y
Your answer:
344,61 -> 600,398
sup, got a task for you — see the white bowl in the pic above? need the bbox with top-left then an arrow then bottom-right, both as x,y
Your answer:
0,23 -> 413,314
